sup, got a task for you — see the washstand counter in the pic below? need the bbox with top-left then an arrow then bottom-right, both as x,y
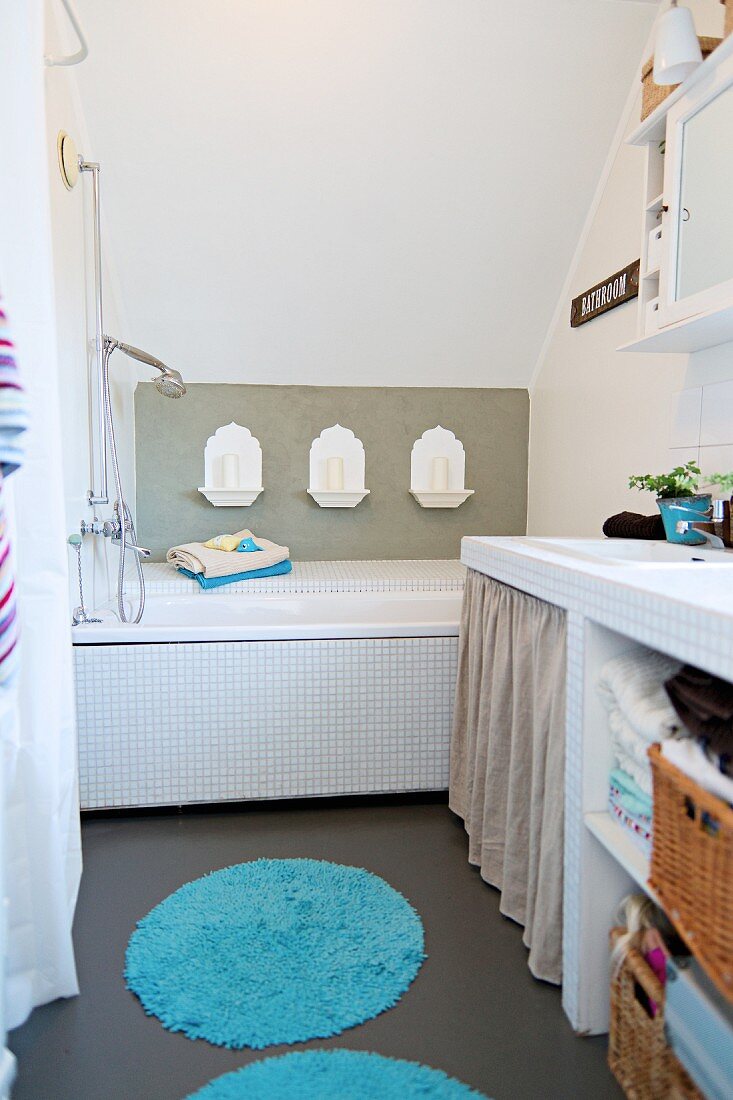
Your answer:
461,535 -> 733,1036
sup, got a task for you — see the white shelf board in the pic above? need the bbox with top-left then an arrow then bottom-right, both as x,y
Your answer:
584,811 -> 657,902
409,489 -> 474,509
641,267 -> 660,281
645,193 -> 664,213
627,35 -> 733,147
307,488 -> 369,508
618,302 -> 733,354
198,486 -> 263,507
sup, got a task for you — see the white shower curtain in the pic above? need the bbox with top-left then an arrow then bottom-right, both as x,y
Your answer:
0,0 -> 81,1048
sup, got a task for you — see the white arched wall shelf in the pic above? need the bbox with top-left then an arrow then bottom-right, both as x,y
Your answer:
410,425 -> 474,508
308,424 -> 369,508
198,422 -> 264,507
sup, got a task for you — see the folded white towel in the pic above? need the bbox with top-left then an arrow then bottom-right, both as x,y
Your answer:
607,709 -> 653,794
614,746 -> 653,798
609,708 -> 652,766
662,738 -> 733,806
167,529 -> 289,579
598,649 -> 682,744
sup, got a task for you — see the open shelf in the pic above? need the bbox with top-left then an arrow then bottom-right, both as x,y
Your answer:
618,301 -> 733,354
645,193 -> 664,214
585,811 -> 657,902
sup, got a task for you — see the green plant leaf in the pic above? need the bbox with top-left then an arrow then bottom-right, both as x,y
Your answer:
628,461 -> 701,499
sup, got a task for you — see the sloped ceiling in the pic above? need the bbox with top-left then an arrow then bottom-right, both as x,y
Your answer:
59,0 -> 656,387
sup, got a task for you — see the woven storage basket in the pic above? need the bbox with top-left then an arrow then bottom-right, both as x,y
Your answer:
609,929 -> 703,1099
641,37 -> 722,121
649,744 -> 733,1003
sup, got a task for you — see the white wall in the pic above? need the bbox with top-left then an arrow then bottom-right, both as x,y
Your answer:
44,1 -> 135,607
67,0 -> 655,389
527,0 -> 730,535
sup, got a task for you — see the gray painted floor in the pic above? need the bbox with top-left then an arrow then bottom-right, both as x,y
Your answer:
9,799 -> 621,1100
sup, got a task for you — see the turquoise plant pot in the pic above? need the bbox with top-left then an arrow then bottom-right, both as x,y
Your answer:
657,494 -> 712,545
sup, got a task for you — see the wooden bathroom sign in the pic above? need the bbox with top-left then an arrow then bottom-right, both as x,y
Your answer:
570,259 -> 640,327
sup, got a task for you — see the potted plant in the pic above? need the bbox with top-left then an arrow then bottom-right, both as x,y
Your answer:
628,462 -> 711,545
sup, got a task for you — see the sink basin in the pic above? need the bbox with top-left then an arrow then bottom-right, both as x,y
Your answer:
517,538 -> 733,565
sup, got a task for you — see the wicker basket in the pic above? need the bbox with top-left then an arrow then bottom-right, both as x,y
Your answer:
641,37 -> 722,121
609,929 -> 703,1099
649,743 -> 733,1003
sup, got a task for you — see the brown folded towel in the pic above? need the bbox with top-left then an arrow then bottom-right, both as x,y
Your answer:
665,665 -> 733,761
602,511 -> 665,540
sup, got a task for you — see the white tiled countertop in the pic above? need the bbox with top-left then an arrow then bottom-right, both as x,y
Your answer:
462,536 -> 733,680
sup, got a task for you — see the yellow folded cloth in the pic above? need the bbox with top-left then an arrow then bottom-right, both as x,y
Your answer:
204,533 -> 244,552
167,529 -> 290,579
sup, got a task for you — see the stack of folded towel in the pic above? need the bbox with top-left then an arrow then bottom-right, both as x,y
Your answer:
167,529 -> 291,590
660,738 -> 733,806
598,650 -> 683,853
664,664 -> 733,766
608,768 -> 654,852
662,664 -> 733,805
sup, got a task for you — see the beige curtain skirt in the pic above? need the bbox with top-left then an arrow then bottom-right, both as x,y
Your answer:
449,569 -> 567,985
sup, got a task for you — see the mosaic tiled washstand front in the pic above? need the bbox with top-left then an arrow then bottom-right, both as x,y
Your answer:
75,561 -> 464,810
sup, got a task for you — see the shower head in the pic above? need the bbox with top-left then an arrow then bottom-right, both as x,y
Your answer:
105,338 -> 187,398
154,368 -> 186,399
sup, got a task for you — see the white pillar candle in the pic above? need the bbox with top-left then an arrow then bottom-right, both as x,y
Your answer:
326,456 -> 344,491
431,456 -> 449,492
221,453 -> 240,488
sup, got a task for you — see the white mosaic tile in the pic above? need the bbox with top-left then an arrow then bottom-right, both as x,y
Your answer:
76,637 -> 457,810
462,539 -> 733,680
144,559 -> 466,596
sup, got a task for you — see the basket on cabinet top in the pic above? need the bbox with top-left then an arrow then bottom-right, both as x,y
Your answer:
641,37 -> 722,121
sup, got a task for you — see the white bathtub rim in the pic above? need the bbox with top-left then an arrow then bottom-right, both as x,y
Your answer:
72,590 -> 462,644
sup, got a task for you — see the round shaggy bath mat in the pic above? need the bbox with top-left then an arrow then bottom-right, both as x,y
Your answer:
125,858 -> 425,1049
185,1050 -> 489,1099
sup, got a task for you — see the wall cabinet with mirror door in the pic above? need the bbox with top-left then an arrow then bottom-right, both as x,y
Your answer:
621,33 -> 733,354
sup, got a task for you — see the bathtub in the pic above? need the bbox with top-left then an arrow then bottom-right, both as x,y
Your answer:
73,562 -> 464,810
72,591 -> 462,644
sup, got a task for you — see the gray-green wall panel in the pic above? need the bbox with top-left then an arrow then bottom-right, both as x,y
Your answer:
135,384 -> 529,561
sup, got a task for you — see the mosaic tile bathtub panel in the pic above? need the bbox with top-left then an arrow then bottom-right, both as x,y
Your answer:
76,637 -> 457,809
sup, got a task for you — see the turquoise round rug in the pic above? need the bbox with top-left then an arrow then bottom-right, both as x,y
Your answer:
125,858 -> 425,1049
185,1050 -> 489,1099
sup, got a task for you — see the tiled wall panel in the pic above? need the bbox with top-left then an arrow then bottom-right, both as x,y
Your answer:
670,381 -> 733,470
76,637 -> 457,809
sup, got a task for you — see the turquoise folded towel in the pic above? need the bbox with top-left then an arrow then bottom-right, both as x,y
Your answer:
179,560 -> 292,590
609,767 -> 653,818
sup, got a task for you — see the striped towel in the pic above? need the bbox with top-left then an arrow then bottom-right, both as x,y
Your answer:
608,767 -> 653,857
0,295 -> 28,685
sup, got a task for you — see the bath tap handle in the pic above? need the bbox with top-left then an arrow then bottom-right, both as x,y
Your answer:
80,518 -> 119,537
111,536 -> 150,557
